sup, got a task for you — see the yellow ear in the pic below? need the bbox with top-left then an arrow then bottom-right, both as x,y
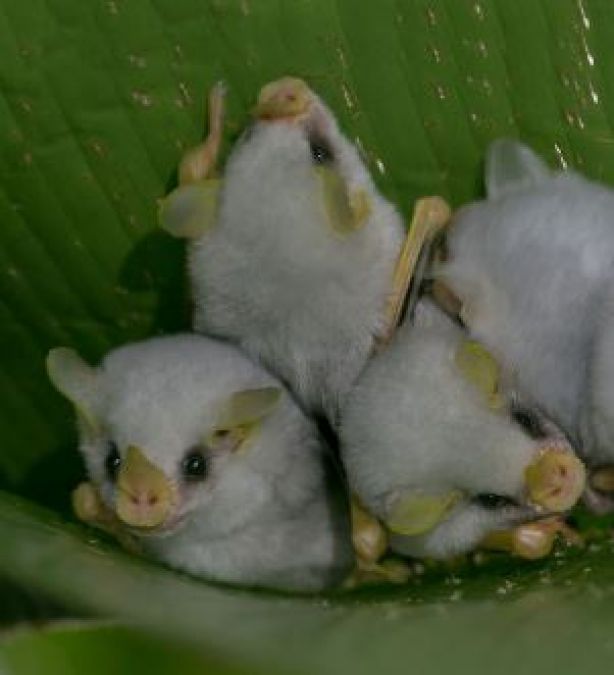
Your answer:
315,166 -> 371,234
46,347 -> 100,431
158,179 -> 221,239
386,490 -> 463,536
208,387 -> 283,452
217,387 -> 282,428
454,339 -> 505,409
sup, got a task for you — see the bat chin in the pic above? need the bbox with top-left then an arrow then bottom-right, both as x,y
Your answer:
123,507 -> 189,538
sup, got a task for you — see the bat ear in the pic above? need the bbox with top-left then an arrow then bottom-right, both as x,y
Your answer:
158,179 -> 221,239
386,490 -> 463,536
316,166 -> 371,234
208,387 -> 283,453
485,139 -> 550,199
454,339 -> 505,410
217,387 -> 282,429
46,347 -> 100,431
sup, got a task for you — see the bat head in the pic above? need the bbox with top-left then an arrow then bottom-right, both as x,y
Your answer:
47,336 -> 288,538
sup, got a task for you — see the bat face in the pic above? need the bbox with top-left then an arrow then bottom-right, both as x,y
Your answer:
225,77 -> 378,243
47,336 -> 289,540
341,302 -> 586,559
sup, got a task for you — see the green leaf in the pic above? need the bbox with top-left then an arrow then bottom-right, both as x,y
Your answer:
1,622 -> 251,675
3,492 -> 614,674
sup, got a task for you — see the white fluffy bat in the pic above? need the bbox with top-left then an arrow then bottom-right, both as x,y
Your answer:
340,300 -> 585,560
437,139 -> 614,508
160,78 -> 405,424
47,335 -> 353,591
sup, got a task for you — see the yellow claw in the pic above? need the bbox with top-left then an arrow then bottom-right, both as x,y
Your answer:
72,481 -> 142,554
590,465 -> 614,493
344,558 -> 411,588
481,517 -> 582,560
72,481 -> 108,524
350,497 -> 388,565
481,522 -> 556,560
525,445 -> 586,512
116,446 -> 173,529
254,77 -> 313,120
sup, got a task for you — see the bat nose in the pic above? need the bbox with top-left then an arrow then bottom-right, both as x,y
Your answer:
115,446 -> 173,528
254,77 -> 312,120
525,442 -> 586,512
128,489 -> 159,507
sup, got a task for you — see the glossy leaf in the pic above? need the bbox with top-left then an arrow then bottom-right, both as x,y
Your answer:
3,492 -> 614,674
0,622 -> 251,675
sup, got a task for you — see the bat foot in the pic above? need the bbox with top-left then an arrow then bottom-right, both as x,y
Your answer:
481,517 -> 582,560
344,558 -> 411,588
350,497 -> 388,564
72,481 -> 142,554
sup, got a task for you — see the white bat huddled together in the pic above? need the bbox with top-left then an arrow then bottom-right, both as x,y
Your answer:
437,139 -> 614,513
161,77 -> 404,427
47,335 -> 353,592
48,78 -> 613,591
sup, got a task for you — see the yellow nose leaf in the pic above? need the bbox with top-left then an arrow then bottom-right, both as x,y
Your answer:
316,166 -> 370,234
116,446 -> 172,528
158,179 -> 221,240
386,490 -> 463,536
254,77 -> 312,119
454,339 -> 503,409
525,446 -> 586,512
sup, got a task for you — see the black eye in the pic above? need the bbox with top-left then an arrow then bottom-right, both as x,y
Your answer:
309,138 -> 333,164
473,493 -> 518,510
105,442 -> 121,481
182,448 -> 207,481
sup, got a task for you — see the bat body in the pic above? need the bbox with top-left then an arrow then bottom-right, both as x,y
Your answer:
438,140 -> 614,491
47,335 -> 353,591
163,79 -> 404,424
340,300 -> 585,559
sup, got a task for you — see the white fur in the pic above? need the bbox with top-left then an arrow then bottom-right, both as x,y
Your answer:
439,140 -> 614,466
71,335 -> 353,591
340,301 -> 544,559
581,280 -> 614,466
189,95 -> 403,423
